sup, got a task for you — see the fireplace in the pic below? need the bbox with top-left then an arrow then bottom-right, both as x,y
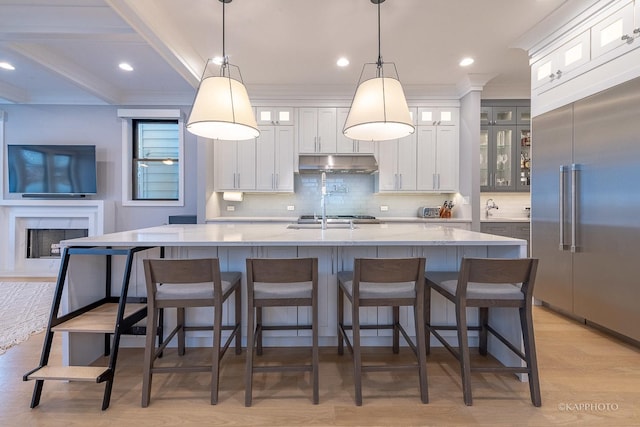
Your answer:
0,200 -> 113,276
26,228 -> 89,258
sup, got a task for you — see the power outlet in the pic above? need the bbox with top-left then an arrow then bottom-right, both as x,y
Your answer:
380,205 -> 389,212
287,205 -> 295,211
226,205 -> 235,211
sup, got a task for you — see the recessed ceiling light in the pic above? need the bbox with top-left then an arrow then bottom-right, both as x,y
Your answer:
337,57 -> 350,67
119,62 -> 134,71
459,57 -> 474,67
0,61 -> 16,71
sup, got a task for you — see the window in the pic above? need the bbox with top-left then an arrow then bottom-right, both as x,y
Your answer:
118,109 -> 184,206
133,120 -> 179,200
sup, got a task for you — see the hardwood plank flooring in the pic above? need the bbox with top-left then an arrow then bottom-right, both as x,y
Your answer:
1,306 -> 638,426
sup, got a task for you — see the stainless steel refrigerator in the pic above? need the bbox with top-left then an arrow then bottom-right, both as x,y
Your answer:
531,76 -> 640,343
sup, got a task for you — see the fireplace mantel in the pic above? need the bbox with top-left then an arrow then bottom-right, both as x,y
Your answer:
0,200 -> 113,277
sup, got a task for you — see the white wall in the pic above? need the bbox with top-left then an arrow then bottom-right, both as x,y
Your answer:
1,105 -> 199,231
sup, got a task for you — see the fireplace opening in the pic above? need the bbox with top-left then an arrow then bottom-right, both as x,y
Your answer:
26,228 -> 88,258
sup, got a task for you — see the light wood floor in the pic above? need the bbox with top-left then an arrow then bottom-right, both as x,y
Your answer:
1,306 -> 638,426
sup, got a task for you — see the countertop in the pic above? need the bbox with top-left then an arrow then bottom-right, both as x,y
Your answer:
480,217 -> 530,223
61,223 -> 525,248
205,217 -> 472,224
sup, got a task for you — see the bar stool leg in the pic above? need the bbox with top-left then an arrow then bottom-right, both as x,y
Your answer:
520,306 -> 542,407
337,284 -> 345,355
177,307 -> 186,356
312,292 -> 319,404
414,296 -> 429,404
352,302 -> 363,406
141,305 -> 158,407
456,301 -> 473,406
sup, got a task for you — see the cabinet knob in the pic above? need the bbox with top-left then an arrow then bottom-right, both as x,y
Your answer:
556,70 -> 562,77
621,34 -> 633,42
549,73 -> 556,80
634,28 -> 640,34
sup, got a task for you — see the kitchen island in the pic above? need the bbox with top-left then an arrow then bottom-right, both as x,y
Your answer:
57,223 -> 527,372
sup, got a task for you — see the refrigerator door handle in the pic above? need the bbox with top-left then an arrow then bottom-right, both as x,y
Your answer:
571,164 -> 579,253
559,165 -> 566,250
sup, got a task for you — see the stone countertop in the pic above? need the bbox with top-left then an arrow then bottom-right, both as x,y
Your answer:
480,217 -> 530,223
206,217 -> 472,223
61,223 -> 525,248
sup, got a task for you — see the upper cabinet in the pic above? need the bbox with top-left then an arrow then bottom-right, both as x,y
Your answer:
376,133 -> 418,192
214,139 -> 256,191
591,1 -> 636,59
256,107 -> 295,126
529,0 -> 640,112
376,106 -> 459,193
416,107 -> 459,192
298,108 -> 337,153
532,30 -> 591,90
255,125 -> 295,192
481,101 -> 530,192
336,108 -> 375,154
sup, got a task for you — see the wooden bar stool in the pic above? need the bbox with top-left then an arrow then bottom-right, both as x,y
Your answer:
245,258 -> 319,406
425,257 -> 541,406
337,257 -> 428,406
141,258 -> 241,407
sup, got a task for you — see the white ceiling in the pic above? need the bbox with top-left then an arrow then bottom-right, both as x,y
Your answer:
0,0 -> 593,106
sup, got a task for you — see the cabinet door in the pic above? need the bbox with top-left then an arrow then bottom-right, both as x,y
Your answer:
516,107 -> 531,125
480,127 -> 491,190
255,126 -> 276,191
435,126 -> 458,191
416,126 -> 437,190
274,126 -> 295,191
516,125 -> 531,192
532,52 -> 557,89
376,139 -> 398,191
298,108 -> 319,153
336,108 -> 375,153
492,126 -> 517,191
256,107 -> 294,126
235,139 -> 256,190
317,108 -> 337,153
215,141 -> 238,190
591,2 -> 635,59
336,107 -> 356,153
396,133 -> 417,191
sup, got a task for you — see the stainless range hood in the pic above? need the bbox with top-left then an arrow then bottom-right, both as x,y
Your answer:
297,154 -> 378,174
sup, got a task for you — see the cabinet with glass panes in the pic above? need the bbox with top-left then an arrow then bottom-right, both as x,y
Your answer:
480,100 -> 530,192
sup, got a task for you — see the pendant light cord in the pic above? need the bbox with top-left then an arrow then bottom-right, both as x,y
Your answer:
376,0 -> 383,77
222,0 -> 227,71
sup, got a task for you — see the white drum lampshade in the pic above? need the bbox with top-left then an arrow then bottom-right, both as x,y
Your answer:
187,73 -> 259,141
343,76 -> 414,141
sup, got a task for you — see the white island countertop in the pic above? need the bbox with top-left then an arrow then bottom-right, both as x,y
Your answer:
62,223 -> 525,248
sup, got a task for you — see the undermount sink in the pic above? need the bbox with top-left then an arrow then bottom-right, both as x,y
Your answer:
287,223 -> 358,230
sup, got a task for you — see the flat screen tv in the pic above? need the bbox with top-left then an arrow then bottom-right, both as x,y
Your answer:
7,144 -> 97,197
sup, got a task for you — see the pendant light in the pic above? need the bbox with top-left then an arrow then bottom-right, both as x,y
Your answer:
187,0 -> 259,141
343,0 -> 414,142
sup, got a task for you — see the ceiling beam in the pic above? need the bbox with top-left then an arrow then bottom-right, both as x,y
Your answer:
7,42 -> 122,104
105,0 -> 201,88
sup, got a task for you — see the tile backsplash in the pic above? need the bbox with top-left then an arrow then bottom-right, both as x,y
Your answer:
214,174 -> 462,218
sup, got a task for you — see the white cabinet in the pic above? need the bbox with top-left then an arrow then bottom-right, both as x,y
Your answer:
416,125 -> 459,192
255,126 -> 295,192
256,107 -> 295,126
298,108 -> 337,153
416,107 -> 459,192
336,108 -> 375,154
417,107 -> 459,127
214,139 -> 256,191
376,133 -> 417,192
532,30 -> 591,90
591,1 -> 636,59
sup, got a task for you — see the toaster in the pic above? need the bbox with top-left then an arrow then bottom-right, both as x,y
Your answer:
417,207 -> 440,218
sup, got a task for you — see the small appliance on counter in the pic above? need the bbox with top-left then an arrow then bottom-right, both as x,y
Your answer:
417,207 -> 440,218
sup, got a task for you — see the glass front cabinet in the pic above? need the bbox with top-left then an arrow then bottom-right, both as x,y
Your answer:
480,101 -> 530,192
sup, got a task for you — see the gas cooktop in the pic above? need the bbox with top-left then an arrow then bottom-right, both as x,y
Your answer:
298,215 -> 380,224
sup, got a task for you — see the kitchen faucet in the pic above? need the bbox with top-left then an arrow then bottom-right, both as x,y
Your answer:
321,172 -> 327,230
485,198 -> 499,217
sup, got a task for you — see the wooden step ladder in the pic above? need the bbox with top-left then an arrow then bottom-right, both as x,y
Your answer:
23,245 -> 154,410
